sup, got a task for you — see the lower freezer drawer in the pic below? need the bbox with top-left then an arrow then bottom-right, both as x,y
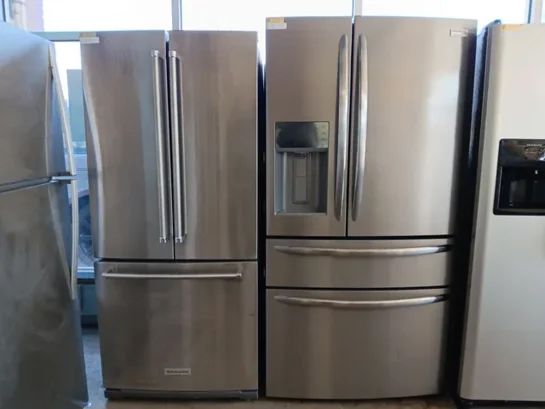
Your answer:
96,261 -> 257,393
266,288 -> 448,399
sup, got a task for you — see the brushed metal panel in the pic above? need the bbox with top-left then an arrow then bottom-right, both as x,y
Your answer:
0,183 -> 87,409
266,288 -> 448,399
266,17 -> 352,237
81,31 -> 173,260
460,25 -> 545,401
169,31 -> 257,260
96,261 -> 258,393
266,238 -> 453,288
349,17 -> 476,236
0,24 -> 66,185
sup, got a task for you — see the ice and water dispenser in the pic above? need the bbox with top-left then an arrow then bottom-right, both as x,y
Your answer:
274,122 -> 329,214
495,139 -> 545,215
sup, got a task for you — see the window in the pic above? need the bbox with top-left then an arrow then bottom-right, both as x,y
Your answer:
182,0 -> 353,55
5,0 -> 173,31
360,0 -> 528,29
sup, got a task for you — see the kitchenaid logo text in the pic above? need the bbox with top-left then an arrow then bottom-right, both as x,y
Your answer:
164,368 -> 191,376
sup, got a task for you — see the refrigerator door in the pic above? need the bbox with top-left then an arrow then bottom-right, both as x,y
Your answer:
96,261 -> 257,395
168,31 -> 257,260
0,24 -> 66,185
81,31 -> 174,260
0,182 -> 87,409
460,25 -> 545,401
348,17 -> 476,237
267,288 -> 448,399
266,17 -> 352,237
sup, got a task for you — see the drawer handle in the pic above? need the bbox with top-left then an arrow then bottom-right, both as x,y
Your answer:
102,272 -> 242,280
274,294 -> 447,309
274,245 -> 450,257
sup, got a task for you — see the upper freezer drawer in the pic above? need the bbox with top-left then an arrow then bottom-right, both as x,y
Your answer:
96,261 -> 257,393
266,17 -> 353,237
266,238 -> 452,288
266,288 -> 448,399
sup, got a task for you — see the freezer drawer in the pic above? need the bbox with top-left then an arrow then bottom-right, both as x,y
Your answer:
266,288 -> 448,399
96,261 -> 257,394
267,238 -> 452,288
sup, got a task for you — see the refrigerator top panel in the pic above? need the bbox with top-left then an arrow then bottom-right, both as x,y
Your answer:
460,24 -> 545,401
266,17 -> 353,237
0,23 -> 66,186
81,31 -> 174,260
169,31 -> 258,260
348,16 -> 476,237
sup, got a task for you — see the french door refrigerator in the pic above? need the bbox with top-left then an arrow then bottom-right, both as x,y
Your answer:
265,16 -> 476,399
81,31 -> 258,399
0,24 -> 87,409
459,24 -> 545,404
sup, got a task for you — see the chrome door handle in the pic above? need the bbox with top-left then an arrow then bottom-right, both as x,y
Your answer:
334,34 -> 350,221
50,44 -> 78,300
169,50 -> 187,244
274,294 -> 447,309
103,272 -> 242,280
351,35 -> 368,221
151,50 -> 170,244
274,245 -> 450,257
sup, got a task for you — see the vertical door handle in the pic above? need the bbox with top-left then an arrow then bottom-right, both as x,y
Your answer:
151,50 -> 170,243
169,51 -> 187,244
351,35 -> 368,221
49,44 -> 79,300
334,34 -> 350,221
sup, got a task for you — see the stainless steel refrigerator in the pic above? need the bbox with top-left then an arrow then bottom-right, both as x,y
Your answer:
459,24 -> 545,404
81,31 -> 258,398
265,16 -> 476,399
0,24 -> 87,409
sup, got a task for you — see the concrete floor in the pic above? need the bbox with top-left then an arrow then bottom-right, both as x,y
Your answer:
82,328 -> 455,409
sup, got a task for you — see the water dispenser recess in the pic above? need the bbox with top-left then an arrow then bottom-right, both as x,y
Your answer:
274,121 -> 329,214
494,139 -> 545,215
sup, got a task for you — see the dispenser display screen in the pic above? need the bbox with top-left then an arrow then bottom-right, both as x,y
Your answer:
275,121 -> 329,153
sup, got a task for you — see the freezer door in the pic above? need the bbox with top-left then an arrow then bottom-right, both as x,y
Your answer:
96,261 -> 257,394
168,31 -> 257,260
0,24 -> 66,185
267,288 -> 448,399
348,17 -> 476,236
0,182 -> 87,409
81,31 -> 174,259
266,17 -> 352,237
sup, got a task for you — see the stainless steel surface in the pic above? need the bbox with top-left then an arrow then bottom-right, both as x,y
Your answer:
273,244 -> 449,257
350,34 -> 368,221
266,288 -> 448,399
460,24 -> 545,401
334,33 -> 350,221
96,261 -> 258,392
0,23 -> 66,185
274,293 -> 446,308
267,238 -> 452,288
81,31 -> 174,260
347,17 -> 476,236
151,49 -> 169,244
169,31 -> 257,260
0,182 -> 87,409
266,17 -> 352,236
50,44 -> 79,300
168,49 -> 186,244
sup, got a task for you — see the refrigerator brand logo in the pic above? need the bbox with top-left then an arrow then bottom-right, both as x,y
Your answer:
450,29 -> 469,37
164,368 -> 191,376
